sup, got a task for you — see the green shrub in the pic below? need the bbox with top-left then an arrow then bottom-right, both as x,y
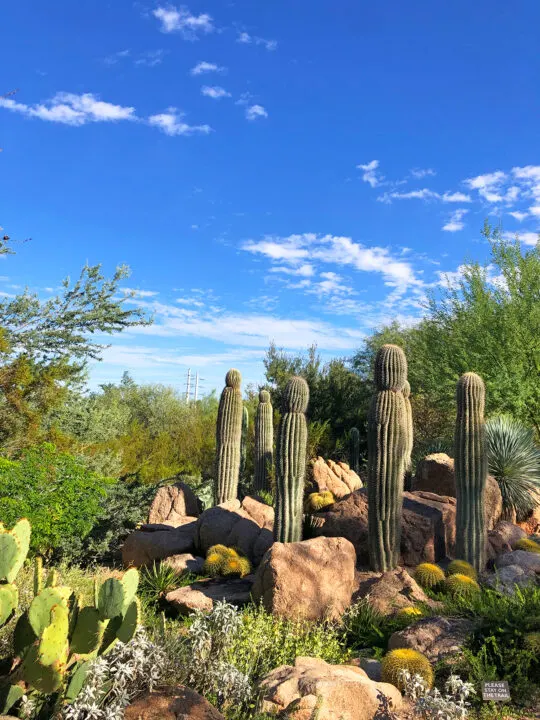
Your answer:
0,444 -> 112,558
341,598 -> 406,658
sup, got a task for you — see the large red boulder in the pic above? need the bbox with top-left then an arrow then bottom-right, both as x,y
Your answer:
148,482 -> 202,526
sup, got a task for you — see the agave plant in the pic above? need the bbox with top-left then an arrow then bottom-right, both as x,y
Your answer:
486,415 -> 540,520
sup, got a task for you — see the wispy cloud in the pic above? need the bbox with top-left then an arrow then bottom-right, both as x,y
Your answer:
0,92 -> 136,126
269,263 -> 315,277
508,210 -> 529,222
503,230 -> 539,247
357,160 -> 384,188
464,170 -> 507,203
121,287 -> 160,298
236,31 -> 277,51
410,168 -> 436,179
103,49 -> 131,65
148,108 -> 212,136
190,61 -> 225,75
442,208 -> 468,232
105,49 -> 166,67
153,6 -> 214,37
245,104 -> 268,120
201,86 -> 231,99
378,188 -> 471,204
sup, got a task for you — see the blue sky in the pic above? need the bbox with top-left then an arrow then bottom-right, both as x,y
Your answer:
1,1 -> 539,395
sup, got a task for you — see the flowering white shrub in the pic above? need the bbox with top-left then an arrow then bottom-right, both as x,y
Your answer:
399,670 -> 476,720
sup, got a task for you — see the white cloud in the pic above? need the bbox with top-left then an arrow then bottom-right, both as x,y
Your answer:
148,108 -> 212,136
190,61 -> 225,75
508,210 -> 529,222
121,287 -> 159,298
0,92 -> 136,126
104,49 -> 131,65
236,32 -> 277,51
464,170 -> 507,203
153,6 -> 214,37
410,168 -> 436,179
503,231 -> 539,246
442,208 -> 468,232
201,85 -> 231,99
441,191 -> 472,203
379,188 -> 471,204
245,104 -> 268,120
270,263 -> 315,277
530,206 -> 540,217
357,160 -> 384,188
134,49 -> 166,67
311,271 -> 354,296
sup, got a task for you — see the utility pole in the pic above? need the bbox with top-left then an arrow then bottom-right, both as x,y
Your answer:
194,372 -> 200,401
185,368 -> 191,403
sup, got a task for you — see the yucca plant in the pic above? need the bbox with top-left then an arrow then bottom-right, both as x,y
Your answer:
486,415 -> 540,520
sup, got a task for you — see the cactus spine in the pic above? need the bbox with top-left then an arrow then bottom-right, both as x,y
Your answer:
454,372 -> 487,572
274,376 -> 309,543
215,369 -> 244,504
254,389 -> 273,493
367,345 -> 409,572
349,427 -> 360,474
239,405 -> 249,479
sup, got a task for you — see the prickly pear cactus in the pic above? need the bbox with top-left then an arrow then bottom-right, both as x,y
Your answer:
274,376 -> 309,543
215,368 -> 244,504
255,389 -> 273,493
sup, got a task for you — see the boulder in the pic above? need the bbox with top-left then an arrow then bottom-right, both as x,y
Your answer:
148,482 -> 202,526
487,521 -> 527,561
518,501 -> 540,535
252,537 -> 356,621
122,521 -> 196,568
165,576 -> 254,614
162,553 -> 205,575
310,457 -> 363,499
259,656 -> 402,720
413,453 -> 502,530
356,658 -> 382,682
484,564 -> 538,594
388,616 -> 476,663
195,496 -> 273,566
352,567 -> 437,616
494,549 -> 540,573
312,489 -> 456,567
125,687 -> 224,719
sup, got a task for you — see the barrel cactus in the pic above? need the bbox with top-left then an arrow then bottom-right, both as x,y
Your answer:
305,490 -> 334,513
215,369 -> 244,504
255,389 -> 274,493
349,427 -> 360,474
381,648 -> 433,690
274,376 -> 309,543
445,573 -> 481,600
515,537 -> 540,554
454,372 -> 487,573
447,559 -> 478,579
367,344 -> 410,571
415,562 -> 445,589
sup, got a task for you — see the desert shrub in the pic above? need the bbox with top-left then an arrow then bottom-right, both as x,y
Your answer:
0,443 -> 112,558
486,415 -> 540,519
139,563 -> 196,607
342,598 -> 409,658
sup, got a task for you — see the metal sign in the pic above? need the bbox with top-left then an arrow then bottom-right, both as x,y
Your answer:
482,681 -> 511,701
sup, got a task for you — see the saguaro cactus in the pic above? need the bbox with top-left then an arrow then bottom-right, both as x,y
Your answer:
403,381 -> 414,472
255,389 -> 273,493
367,344 -> 409,572
239,405 -> 249,480
274,376 -> 309,543
215,369 -> 243,504
349,427 -> 360,474
454,372 -> 487,572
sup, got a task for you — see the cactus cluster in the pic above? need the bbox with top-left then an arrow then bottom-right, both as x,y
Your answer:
202,545 -> 251,578
381,648 -> 434,690
215,369 -> 244,505
447,559 -> 478,580
305,490 -> 334,513
274,376 -> 309,543
254,390 -> 274,493
515,537 -> 540,554
367,345 -> 411,572
349,427 -> 360,475
444,573 -> 481,600
415,562 -> 445,589
454,372 -> 487,573
0,519 -> 140,716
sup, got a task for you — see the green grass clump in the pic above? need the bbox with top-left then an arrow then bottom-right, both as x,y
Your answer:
515,538 -> 540,554
447,559 -> 478,580
381,648 -> 433,689
415,562 -> 445,589
445,573 -> 481,600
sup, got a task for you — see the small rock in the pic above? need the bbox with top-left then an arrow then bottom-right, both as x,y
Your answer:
259,656 -> 402,720
310,457 -> 363,499
148,482 -> 202,526
494,549 -> 540,573
162,553 -> 205,575
252,536 -> 356,621
356,658 -> 382,682
484,564 -> 538,594
125,687 -> 224,719
122,521 -> 197,568
353,567 -> 439,616
165,576 -> 254,614
388,616 -> 476,663
487,522 -> 527,562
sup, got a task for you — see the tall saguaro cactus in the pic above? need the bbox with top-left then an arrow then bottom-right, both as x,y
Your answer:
240,405 -> 249,480
403,381 -> 414,473
274,376 -> 309,543
349,427 -> 360,474
367,344 -> 409,572
255,389 -> 273,493
215,369 -> 243,504
454,372 -> 487,572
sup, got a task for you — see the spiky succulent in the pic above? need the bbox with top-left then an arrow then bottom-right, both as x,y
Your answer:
381,648 -> 433,690
486,415 -> 540,520
447,559 -> 478,580
415,563 -> 445,589
202,545 -> 251,578
514,537 -> 540,554
221,556 -> 252,578
445,573 -> 481,599
305,490 -> 335,513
